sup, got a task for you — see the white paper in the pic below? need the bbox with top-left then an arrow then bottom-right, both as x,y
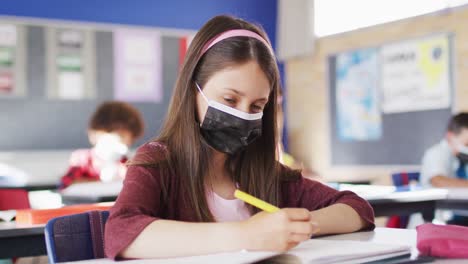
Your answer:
123,36 -> 155,64
114,30 -> 162,102
123,67 -> 155,94
289,239 -> 410,264
58,71 -> 84,99
381,34 -> 451,113
61,239 -> 411,264
0,24 -> 17,46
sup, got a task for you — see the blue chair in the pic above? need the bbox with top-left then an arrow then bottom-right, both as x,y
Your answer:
391,172 -> 420,187
387,172 -> 421,228
44,210 -> 109,264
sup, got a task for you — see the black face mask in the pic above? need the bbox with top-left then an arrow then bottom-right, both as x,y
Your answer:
197,83 -> 263,154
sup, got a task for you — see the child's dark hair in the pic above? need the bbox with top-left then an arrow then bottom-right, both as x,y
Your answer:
89,101 -> 144,140
447,113 -> 468,134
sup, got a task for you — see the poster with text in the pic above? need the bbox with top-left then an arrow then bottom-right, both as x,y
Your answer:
381,34 -> 451,113
56,29 -> 85,100
0,24 -> 16,95
114,30 -> 162,103
336,48 -> 382,142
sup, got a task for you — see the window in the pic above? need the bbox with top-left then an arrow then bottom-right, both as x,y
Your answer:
314,0 -> 468,37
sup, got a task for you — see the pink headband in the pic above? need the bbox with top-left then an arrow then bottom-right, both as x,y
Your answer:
200,29 -> 274,56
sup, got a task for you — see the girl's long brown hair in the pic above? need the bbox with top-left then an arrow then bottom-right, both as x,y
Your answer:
132,15 -> 300,222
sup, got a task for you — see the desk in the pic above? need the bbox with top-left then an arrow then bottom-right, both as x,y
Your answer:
0,183 -> 57,191
340,185 -> 468,222
59,227 -> 466,264
437,188 -> 468,213
57,228 -> 412,264
368,189 -> 449,222
61,182 -> 122,205
437,199 -> 468,211
0,222 -> 46,258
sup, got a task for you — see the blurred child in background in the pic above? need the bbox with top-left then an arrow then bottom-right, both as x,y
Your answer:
59,101 -> 144,189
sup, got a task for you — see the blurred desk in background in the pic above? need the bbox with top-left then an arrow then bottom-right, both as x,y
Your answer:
337,184 -> 451,221
60,181 -> 122,205
0,222 -> 46,258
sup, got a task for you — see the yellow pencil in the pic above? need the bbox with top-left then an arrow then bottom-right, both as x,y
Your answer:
234,189 -> 280,213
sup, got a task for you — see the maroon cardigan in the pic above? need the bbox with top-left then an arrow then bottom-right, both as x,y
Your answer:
104,142 -> 375,259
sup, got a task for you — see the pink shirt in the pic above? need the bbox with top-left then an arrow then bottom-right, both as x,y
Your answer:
206,191 -> 251,222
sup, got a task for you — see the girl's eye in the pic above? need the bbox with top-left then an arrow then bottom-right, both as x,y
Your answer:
251,105 -> 263,112
224,98 -> 236,104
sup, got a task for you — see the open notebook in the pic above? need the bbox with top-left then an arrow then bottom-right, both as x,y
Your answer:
65,239 -> 411,264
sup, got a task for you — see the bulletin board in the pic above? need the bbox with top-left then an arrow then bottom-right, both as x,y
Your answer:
329,33 -> 453,165
0,19 -> 193,150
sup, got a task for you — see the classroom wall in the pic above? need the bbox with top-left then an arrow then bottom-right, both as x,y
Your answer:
0,1 -> 280,181
286,6 -> 468,184
0,1 -> 282,149
0,0 -> 278,48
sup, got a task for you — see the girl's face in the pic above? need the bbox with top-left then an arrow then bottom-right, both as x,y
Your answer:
196,60 -> 271,123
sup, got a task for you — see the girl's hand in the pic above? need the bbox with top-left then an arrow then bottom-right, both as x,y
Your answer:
239,208 -> 318,252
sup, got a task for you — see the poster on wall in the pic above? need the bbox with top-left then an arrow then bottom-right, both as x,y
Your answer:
56,29 -> 85,99
381,34 -> 451,113
0,24 -> 17,95
114,30 -> 162,103
46,27 -> 95,100
336,48 -> 382,142
179,34 -> 195,68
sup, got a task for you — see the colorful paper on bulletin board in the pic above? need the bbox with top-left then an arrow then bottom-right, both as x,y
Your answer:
55,29 -> 86,100
381,34 -> 451,113
57,29 -> 83,49
114,30 -> 162,103
0,24 -> 17,47
56,54 -> 84,99
0,47 -> 14,66
0,72 -> 14,93
336,48 -> 382,142
57,54 -> 82,71
0,24 -> 17,95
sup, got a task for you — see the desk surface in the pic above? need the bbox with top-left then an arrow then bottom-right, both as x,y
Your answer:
339,184 -> 449,201
59,228 -> 416,264
61,227 -> 468,264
